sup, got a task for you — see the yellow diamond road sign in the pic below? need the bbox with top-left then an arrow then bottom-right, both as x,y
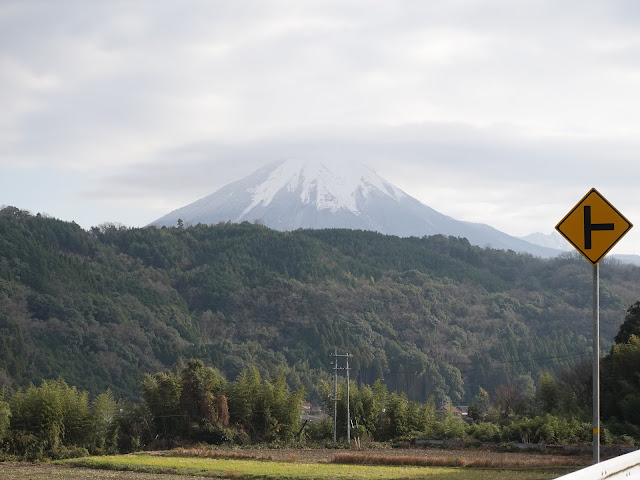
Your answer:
556,188 -> 633,265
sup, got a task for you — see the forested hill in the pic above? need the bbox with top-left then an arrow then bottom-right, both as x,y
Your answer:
1,206 -> 639,405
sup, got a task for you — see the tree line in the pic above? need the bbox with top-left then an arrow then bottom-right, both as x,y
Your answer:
0,359 -> 304,460
2,302 -> 640,461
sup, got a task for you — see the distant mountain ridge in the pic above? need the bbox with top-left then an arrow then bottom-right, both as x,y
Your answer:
520,231 -> 640,266
151,160 -> 561,258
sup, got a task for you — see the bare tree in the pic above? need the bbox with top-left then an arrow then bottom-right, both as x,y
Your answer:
493,384 -> 525,417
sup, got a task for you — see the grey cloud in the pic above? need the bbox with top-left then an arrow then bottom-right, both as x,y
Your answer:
91,122 -> 640,202
83,121 -> 640,240
4,0 -> 640,240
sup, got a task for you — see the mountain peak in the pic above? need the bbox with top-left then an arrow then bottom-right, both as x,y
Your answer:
150,160 -> 562,259
243,159 -> 404,217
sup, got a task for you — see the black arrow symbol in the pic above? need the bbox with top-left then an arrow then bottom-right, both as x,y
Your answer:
584,205 -> 614,249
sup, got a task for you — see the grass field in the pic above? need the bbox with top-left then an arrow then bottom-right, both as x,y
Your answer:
0,462 -> 214,480
36,452 -> 580,480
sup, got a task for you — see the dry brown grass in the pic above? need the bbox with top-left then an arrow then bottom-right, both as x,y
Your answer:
330,451 -> 586,469
169,447 -> 275,461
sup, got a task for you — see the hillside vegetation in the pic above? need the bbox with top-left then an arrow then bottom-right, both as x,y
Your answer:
1,206 -> 639,405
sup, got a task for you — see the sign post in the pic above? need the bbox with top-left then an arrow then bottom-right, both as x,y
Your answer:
592,263 -> 599,463
556,188 -> 632,464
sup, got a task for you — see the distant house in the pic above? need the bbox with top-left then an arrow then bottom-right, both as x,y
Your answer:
449,406 -> 464,418
438,405 -> 468,419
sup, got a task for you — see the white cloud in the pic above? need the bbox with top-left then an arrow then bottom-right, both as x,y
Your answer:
2,0 -> 640,252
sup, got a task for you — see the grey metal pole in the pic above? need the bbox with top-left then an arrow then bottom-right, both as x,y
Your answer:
593,263 -> 600,464
346,354 -> 351,445
333,347 -> 338,444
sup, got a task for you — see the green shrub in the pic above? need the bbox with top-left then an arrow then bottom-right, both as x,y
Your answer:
230,428 -> 251,446
617,434 -> 636,446
0,400 -> 9,442
191,423 -> 234,445
303,419 -> 333,442
468,422 -> 501,443
10,432 -> 45,461
432,411 -> 466,440
52,445 -> 90,460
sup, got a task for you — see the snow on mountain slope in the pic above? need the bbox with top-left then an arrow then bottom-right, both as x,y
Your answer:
240,159 -> 405,217
150,159 -> 562,258
520,232 -> 572,251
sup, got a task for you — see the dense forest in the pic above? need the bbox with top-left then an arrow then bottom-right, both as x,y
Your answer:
1,205 -> 640,408
2,315 -> 640,460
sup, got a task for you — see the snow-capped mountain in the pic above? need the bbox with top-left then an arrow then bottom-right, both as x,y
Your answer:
519,232 -> 572,252
151,159 -> 561,258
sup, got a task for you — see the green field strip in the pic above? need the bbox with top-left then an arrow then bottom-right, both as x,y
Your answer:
59,454 -> 573,480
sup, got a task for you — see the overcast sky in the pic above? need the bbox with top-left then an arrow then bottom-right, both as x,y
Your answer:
3,0 -> 640,254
